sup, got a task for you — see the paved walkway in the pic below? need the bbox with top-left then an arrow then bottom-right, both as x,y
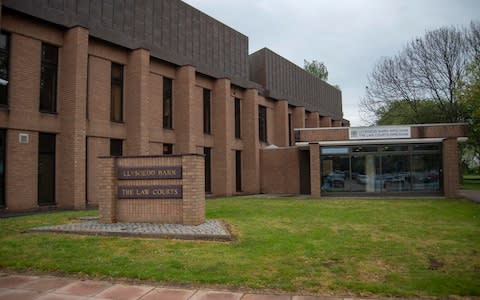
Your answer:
459,189 -> 480,203
0,273 -> 362,300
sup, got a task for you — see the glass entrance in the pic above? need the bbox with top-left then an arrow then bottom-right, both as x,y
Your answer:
320,143 -> 442,194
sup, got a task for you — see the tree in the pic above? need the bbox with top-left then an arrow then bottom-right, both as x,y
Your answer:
361,22 -> 479,124
304,59 -> 328,81
376,99 -> 447,125
458,57 -> 480,172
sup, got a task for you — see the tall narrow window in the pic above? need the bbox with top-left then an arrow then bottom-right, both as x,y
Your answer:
235,98 -> 241,139
163,77 -> 173,129
0,32 -> 10,106
0,129 -> 5,207
204,147 -> 211,193
258,105 -> 267,143
203,88 -> 211,134
110,63 -> 123,122
38,133 -> 56,205
235,150 -> 242,192
40,43 -> 58,113
288,113 -> 292,146
110,139 -> 123,156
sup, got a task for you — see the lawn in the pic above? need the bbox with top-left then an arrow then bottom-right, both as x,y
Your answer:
462,175 -> 480,190
0,197 -> 479,297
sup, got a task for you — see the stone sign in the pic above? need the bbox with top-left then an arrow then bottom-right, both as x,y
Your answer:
118,166 -> 182,180
118,185 -> 183,199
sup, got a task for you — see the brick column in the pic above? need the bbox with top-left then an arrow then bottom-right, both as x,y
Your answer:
243,88 -> 260,193
58,26 -> 88,209
310,143 -> 321,198
125,48 -> 150,155
292,106 -> 306,130
332,119 -> 342,127
274,99 -> 289,147
182,155 -> 205,225
306,112 -> 320,128
98,157 -> 116,223
212,78 -> 233,196
320,116 -> 332,127
174,65 -> 197,153
443,138 -> 459,198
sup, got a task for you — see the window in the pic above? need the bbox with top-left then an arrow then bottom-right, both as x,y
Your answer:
258,105 -> 267,143
204,147 -> 211,193
163,143 -> 173,155
163,77 -> 173,129
40,43 -> 58,113
203,88 -> 211,134
38,133 -> 56,205
110,63 -> 123,122
288,113 -> 292,146
0,32 -> 10,106
110,139 -> 123,156
235,150 -> 242,192
0,129 -> 5,207
235,98 -> 241,139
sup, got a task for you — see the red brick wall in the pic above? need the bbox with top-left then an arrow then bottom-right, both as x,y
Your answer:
260,148 -> 300,194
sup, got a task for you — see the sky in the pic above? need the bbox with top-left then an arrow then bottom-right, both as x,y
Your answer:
182,0 -> 479,126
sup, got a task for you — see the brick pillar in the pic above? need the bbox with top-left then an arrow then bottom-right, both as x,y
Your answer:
98,157 -> 116,223
212,78 -> 233,196
182,155 -> 205,225
306,112 -> 320,128
443,138 -> 459,198
310,143 -> 321,198
243,88 -> 260,193
125,48 -> 150,155
320,116 -> 332,127
332,120 -> 342,127
58,26 -> 88,209
274,99 -> 289,147
292,106 -> 305,130
174,65 -> 197,153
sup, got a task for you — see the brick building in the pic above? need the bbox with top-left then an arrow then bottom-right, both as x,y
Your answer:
0,0 -> 347,212
0,1 -> 466,213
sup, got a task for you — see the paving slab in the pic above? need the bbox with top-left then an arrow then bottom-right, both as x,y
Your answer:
29,219 -> 232,241
293,297 -> 343,300
20,277 -> 74,292
243,294 -> 291,300
36,294 -> 90,300
53,280 -> 111,297
95,284 -> 154,300
0,275 -> 39,288
190,290 -> 243,300
0,288 -> 43,300
141,287 -> 195,300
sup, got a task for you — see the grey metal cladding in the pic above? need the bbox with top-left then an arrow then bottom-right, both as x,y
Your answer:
2,0 -> 251,87
249,48 -> 343,120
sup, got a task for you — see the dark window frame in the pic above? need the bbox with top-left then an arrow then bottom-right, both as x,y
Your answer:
235,150 -> 242,192
110,139 -> 123,156
258,105 -> 267,143
38,133 -> 56,205
0,31 -> 10,106
204,147 -> 211,193
39,43 -> 58,113
110,62 -> 124,122
203,88 -> 211,134
163,143 -> 173,155
163,77 -> 173,129
235,98 -> 241,139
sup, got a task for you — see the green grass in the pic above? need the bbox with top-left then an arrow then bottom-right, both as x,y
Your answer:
462,175 -> 480,190
1,197 -> 479,297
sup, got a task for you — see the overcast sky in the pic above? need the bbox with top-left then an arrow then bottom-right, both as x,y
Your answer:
183,0 -> 479,126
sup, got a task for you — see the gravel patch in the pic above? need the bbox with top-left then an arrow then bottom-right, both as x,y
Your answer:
29,219 -> 232,241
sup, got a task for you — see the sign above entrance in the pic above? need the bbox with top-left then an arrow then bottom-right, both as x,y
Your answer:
349,126 -> 411,140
